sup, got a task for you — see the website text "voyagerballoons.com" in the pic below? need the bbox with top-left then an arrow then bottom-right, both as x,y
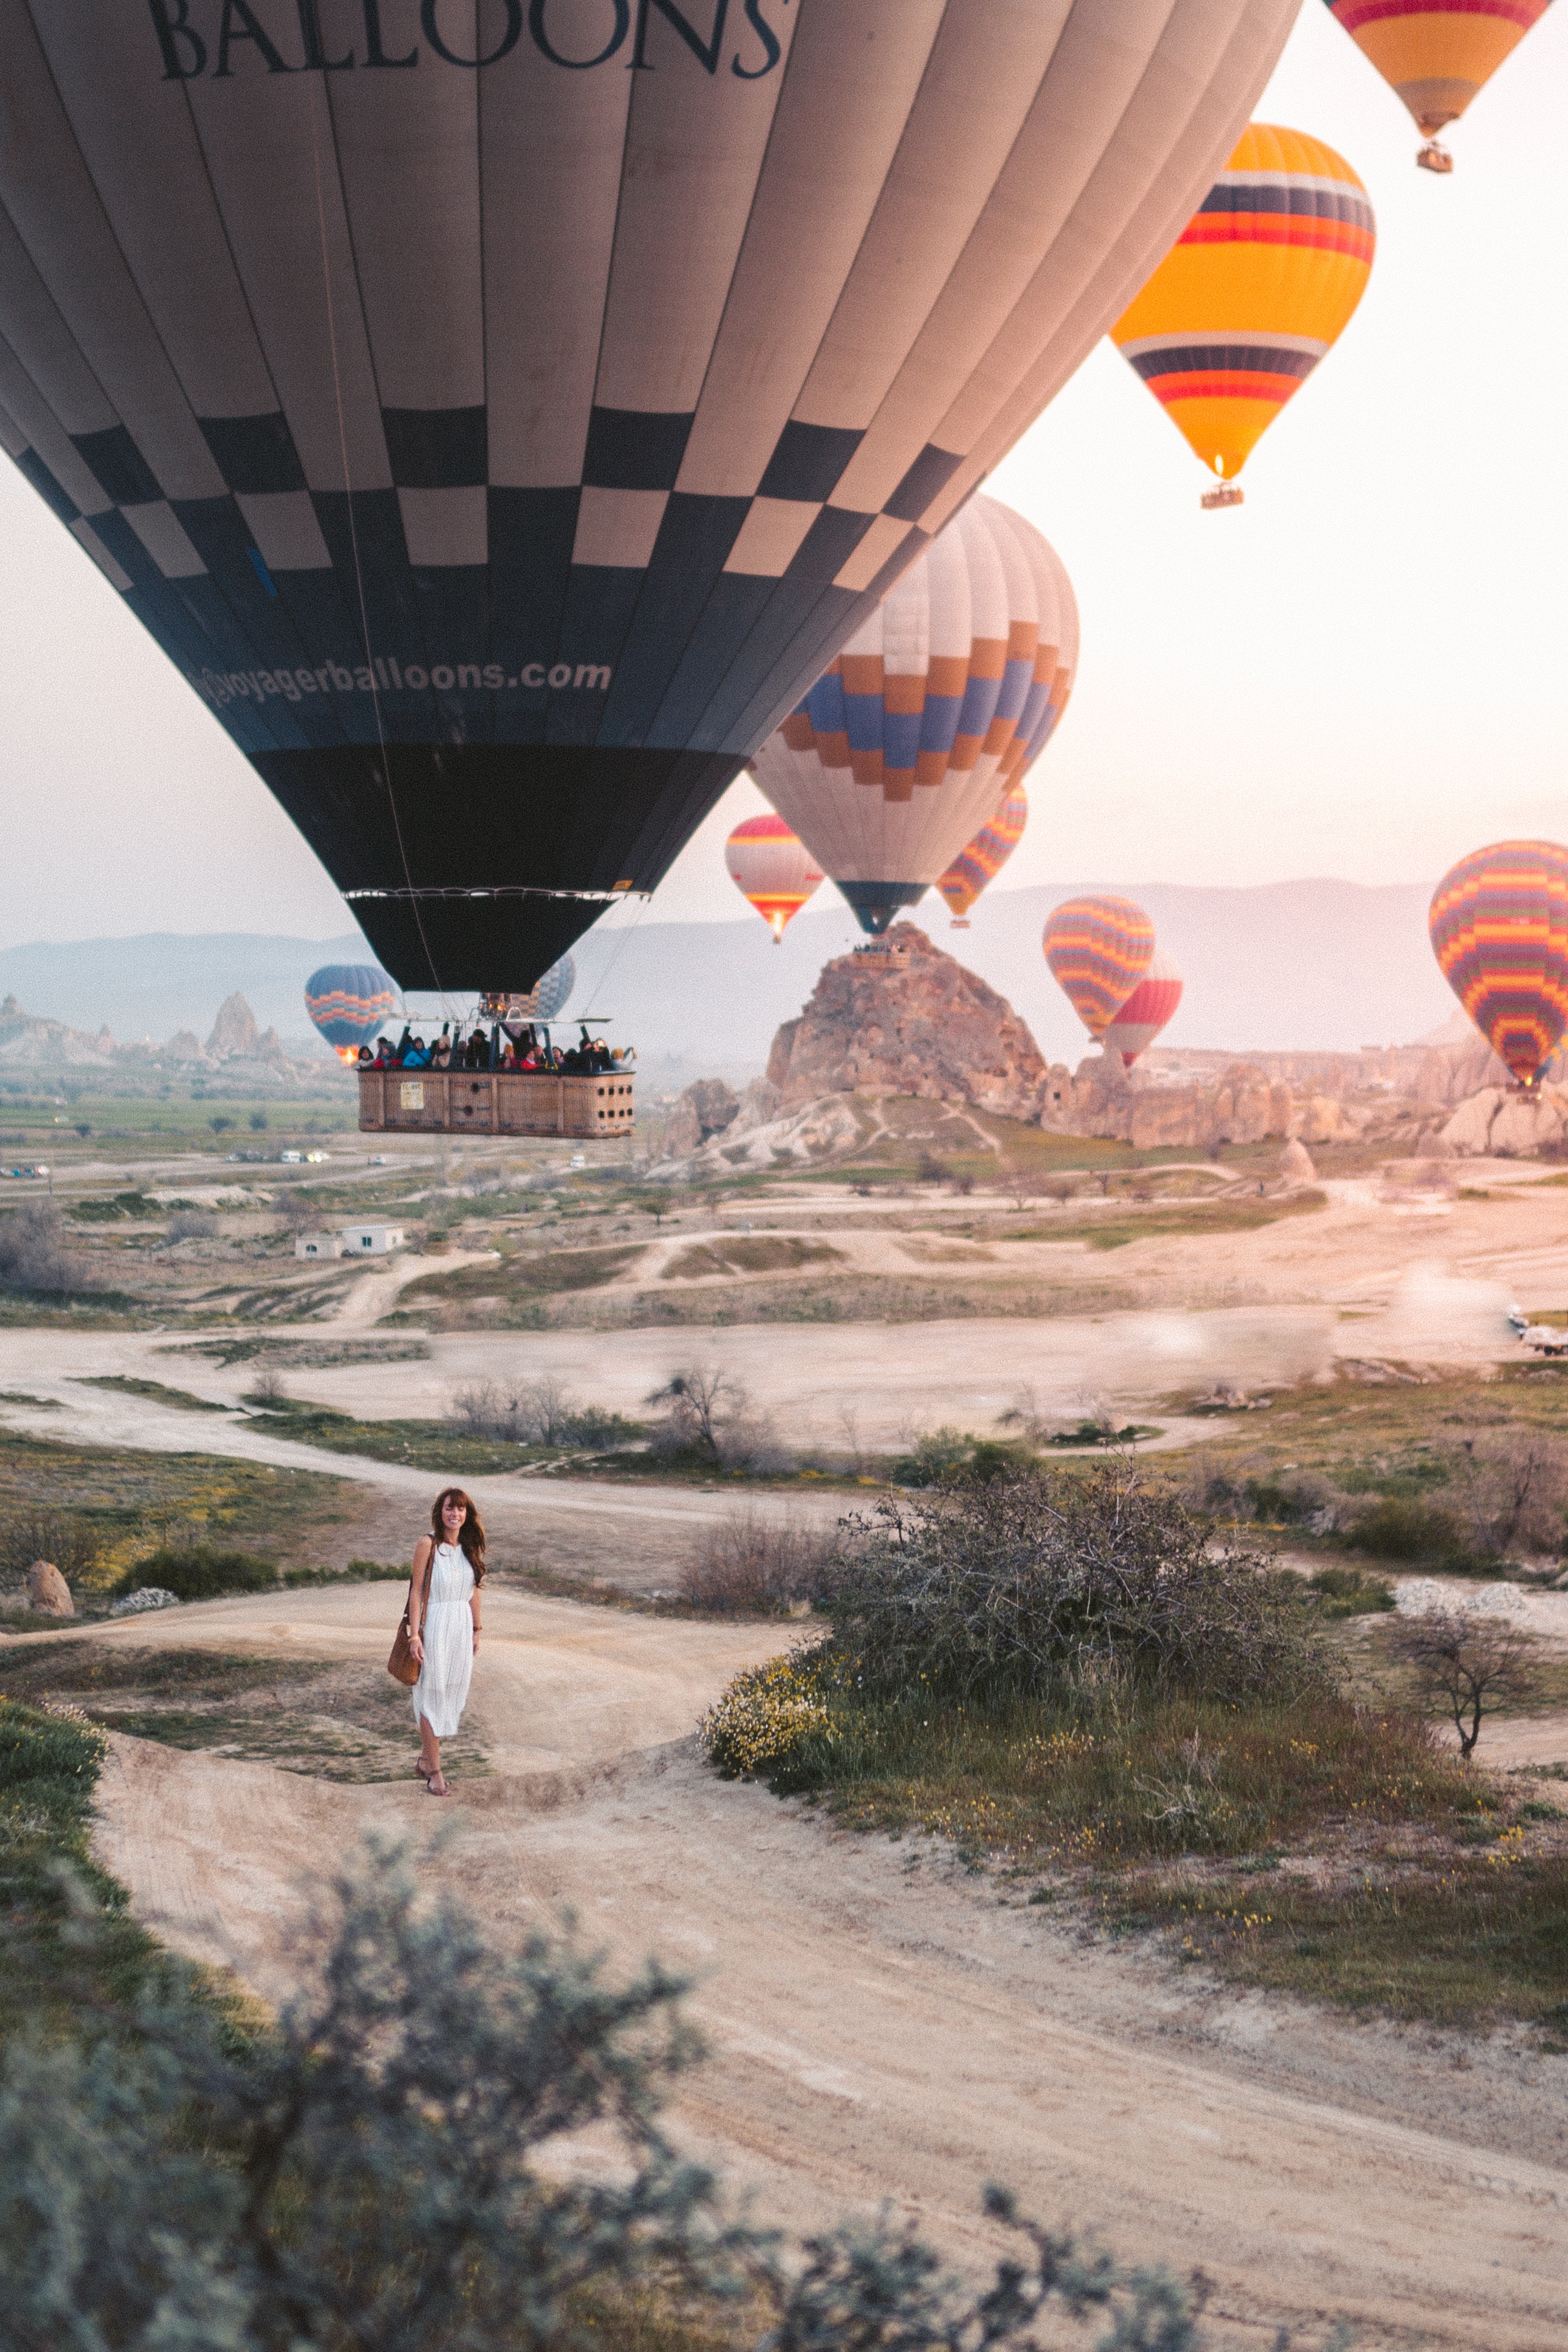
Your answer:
193,657 -> 616,710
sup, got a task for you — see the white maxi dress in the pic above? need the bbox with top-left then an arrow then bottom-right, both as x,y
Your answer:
411,1541 -> 475,1737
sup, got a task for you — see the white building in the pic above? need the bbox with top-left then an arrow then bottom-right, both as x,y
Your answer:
295,1232 -> 344,1260
341,1225 -> 405,1256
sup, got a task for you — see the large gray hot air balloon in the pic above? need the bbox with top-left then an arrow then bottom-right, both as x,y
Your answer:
0,0 -> 1297,989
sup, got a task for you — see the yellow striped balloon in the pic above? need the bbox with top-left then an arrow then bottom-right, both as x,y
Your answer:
1044,897 -> 1155,1041
1429,841 -> 1568,1088
1111,125 -> 1375,497
1324,0 -> 1552,167
938,785 -> 1028,925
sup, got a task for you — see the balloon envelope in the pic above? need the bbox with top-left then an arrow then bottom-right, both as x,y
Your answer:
305,962 -> 398,1061
726,814 -> 824,944
1429,842 -> 1568,1087
938,784 -> 1029,925
1102,949 -> 1184,1067
1324,0 -> 1551,142
0,1 -> 1298,987
511,955 -> 575,1025
753,497 -> 1077,933
1044,897 -> 1156,1041
1112,125 -> 1375,488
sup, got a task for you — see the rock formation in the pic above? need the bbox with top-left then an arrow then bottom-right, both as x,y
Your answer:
1441,1084 -> 1568,1158
1040,1053 -> 1369,1152
27,1560 -> 74,1616
663,1078 -> 742,1160
206,991 -> 261,1059
766,924 -> 1048,1120
1279,1138 -> 1316,1182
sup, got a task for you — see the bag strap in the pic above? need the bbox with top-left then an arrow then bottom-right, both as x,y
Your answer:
408,1538 -> 435,1635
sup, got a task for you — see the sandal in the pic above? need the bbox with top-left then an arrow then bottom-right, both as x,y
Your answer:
414,1762 -> 435,1782
426,1773 -> 450,1796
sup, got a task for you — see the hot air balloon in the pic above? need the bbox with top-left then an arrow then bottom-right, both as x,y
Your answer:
1044,897 -> 1156,1042
1324,0 -> 1552,172
0,3 -> 1301,991
938,784 -> 1029,928
1429,843 -> 1568,1088
304,962 -> 398,1062
514,955 -> 575,1024
1102,949 -> 1185,1067
1111,126 -> 1375,507
752,499 -> 1077,933
726,814 -> 824,944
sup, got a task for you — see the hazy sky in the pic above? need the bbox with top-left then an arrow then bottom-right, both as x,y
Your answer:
1,1 -> 1563,951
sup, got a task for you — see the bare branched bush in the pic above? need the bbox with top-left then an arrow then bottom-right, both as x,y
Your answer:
1390,1608 -> 1540,1756
245,1368 -> 290,1409
645,1365 -> 793,1474
451,1376 -> 638,1451
679,1508 -> 835,1615
166,1209 -> 219,1243
0,1202 -> 92,1296
1453,1431 -> 1568,1559
274,1190 -> 317,1234
0,1511 -> 103,1588
820,1467 -> 1327,1709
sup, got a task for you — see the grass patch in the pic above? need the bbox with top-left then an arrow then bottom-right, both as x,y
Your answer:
661,1236 -> 843,1281
1049,1190 -> 1327,1253
242,1399 -> 544,1474
0,1425 -> 377,1591
67,1190 -> 161,1222
398,1244 -> 643,1315
0,1390 -> 61,1409
77,1374 -> 233,1414
110,1545 -> 280,1602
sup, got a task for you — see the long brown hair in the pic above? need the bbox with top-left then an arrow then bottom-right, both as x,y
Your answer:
431,1487 -> 486,1582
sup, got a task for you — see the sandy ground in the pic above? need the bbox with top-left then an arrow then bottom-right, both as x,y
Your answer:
72,1584 -> 1568,2352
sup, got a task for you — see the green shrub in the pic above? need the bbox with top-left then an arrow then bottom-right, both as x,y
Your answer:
698,1652 -> 833,1774
1306,1564 -> 1396,1619
1348,1497 -> 1470,1564
111,1546 -> 278,1603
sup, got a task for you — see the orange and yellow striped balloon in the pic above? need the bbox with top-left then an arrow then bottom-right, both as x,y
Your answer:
1044,897 -> 1156,1041
1429,841 -> 1568,1086
938,786 -> 1029,925
1325,0 -> 1551,156
1111,125 -> 1375,493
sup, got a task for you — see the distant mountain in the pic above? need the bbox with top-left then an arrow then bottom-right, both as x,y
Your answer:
0,930 -> 372,1050
1,881 -> 1454,1082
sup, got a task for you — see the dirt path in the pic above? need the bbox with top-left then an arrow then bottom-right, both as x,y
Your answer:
84,1587 -> 1568,2352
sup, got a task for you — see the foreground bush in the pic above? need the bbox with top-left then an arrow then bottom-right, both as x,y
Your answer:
111,1546 -> 277,1603
0,1842 -> 1349,2351
821,1467 -> 1325,1709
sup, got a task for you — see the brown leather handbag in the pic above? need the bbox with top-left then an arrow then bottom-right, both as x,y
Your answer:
387,1552 -> 430,1686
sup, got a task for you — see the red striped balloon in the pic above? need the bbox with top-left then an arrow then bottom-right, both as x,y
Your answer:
1102,950 -> 1185,1067
938,785 -> 1029,925
1044,897 -> 1155,1041
1428,841 -> 1568,1087
725,812 -> 824,944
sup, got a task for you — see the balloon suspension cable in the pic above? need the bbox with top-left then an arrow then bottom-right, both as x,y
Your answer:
1416,139 -> 1454,175
308,82 -> 449,1019
1200,480 -> 1245,510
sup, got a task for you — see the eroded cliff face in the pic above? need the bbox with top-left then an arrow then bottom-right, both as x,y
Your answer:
1039,1055 -> 1371,1151
766,925 -> 1049,1121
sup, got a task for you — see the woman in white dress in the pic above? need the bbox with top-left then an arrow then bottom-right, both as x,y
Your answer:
407,1487 -> 484,1795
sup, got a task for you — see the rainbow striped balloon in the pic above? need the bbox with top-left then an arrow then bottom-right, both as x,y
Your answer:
1325,0 -> 1551,150
1430,842 -> 1568,1088
1044,898 -> 1156,1042
938,786 -> 1029,925
305,964 -> 399,1063
1112,125 -> 1375,492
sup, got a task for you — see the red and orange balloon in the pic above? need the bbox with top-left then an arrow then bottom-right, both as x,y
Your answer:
1429,841 -> 1568,1087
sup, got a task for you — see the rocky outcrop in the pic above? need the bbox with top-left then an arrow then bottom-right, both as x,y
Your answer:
0,995 -> 116,1067
1442,1084 -> 1568,1158
1041,1055 -> 1371,1151
206,992 -> 260,1058
27,1560 -> 73,1616
766,924 -> 1048,1120
1279,1138 -> 1316,1181
663,1078 -> 741,1159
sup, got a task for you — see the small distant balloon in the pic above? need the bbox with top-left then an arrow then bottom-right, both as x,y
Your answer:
1102,949 -> 1185,1067
938,785 -> 1029,927
725,814 -> 825,944
1111,125 -> 1375,504
1429,842 -> 1568,1088
305,964 -> 399,1063
1044,898 -> 1156,1041
1323,0 -> 1551,171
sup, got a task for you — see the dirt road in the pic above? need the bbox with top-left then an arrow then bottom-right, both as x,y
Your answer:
80,1586 -> 1568,2351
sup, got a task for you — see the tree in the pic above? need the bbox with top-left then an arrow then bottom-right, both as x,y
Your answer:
1390,1607 -> 1540,1758
209,1114 -> 234,1136
249,1110 -> 268,1132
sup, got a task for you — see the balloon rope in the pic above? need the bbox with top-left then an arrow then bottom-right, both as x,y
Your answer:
306,81 -> 447,1012
575,889 -> 654,1026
